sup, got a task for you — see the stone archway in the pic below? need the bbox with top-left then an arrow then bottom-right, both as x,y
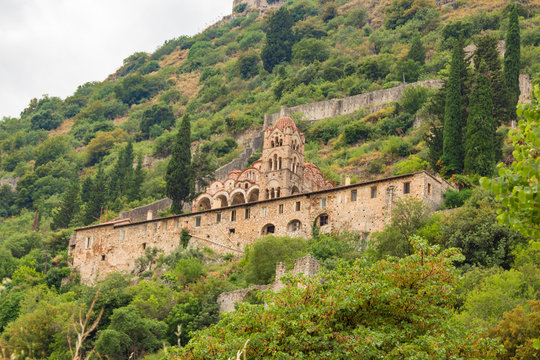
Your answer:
247,188 -> 260,203
231,192 -> 247,206
215,194 -> 228,208
196,196 -> 212,211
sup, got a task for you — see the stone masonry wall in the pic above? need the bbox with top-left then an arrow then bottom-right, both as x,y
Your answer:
72,171 -> 453,284
117,198 -> 173,222
264,80 -> 444,127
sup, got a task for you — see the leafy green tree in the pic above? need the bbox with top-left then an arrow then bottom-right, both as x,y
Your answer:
440,190 -> 525,269
442,39 -> 466,173
166,114 -> 194,214
488,301 -> 540,360
237,52 -> 260,79
114,74 -> 150,105
481,85 -> 540,240
292,38 -> 330,63
95,305 -> 166,359
385,0 -> 437,29
51,179 -> 80,230
0,185 -> 16,218
140,104 -> 175,139
261,7 -> 295,72
504,4 -> 521,121
464,61 -> 496,176
371,197 -> 431,258
243,236 -> 307,285
82,165 -> 107,225
33,135 -> 72,168
29,109 -> 63,130
175,237 -> 501,359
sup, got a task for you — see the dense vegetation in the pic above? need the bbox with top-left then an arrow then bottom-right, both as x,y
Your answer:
0,0 -> 539,358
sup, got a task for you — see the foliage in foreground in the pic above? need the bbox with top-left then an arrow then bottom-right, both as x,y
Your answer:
170,237 -> 500,359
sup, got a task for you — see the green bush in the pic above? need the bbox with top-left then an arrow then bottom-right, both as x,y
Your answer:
442,188 -> 473,209
243,236 -> 308,285
292,38 -> 330,63
342,121 -> 372,144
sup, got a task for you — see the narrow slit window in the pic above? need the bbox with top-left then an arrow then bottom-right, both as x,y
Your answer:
195,216 -> 201,227
231,210 -> 236,222
245,208 -> 251,219
371,186 -> 377,199
296,201 -> 301,211
351,190 -> 357,202
279,204 -> 284,214
404,182 -> 411,194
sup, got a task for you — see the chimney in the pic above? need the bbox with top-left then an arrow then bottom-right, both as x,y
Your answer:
345,176 -> 351,185
146,210 -> 153,221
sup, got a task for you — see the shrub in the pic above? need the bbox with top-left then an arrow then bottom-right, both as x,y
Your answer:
243,236 -> 308,285
292,38 -> 330,63
442,189 -> 473,209
237,52 -> 260,79
400,85 -> 431,114
342,121 -> 372,144
392,155 -> 429,175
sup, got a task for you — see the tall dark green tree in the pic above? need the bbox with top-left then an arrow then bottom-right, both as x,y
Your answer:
127,154 -> 145,202
166,115 -> 194,214
51,180 -> 80,230
83,165 -> 107,225
261,7 -> 295,73
441,39 -> 466,173
474,35 -> 510,125
109,141 -> 134,201
464,61 -> 495,176
504,4 -> 521,121
407,37 -> 426,65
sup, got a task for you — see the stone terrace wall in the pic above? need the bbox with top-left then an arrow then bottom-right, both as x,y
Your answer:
214,131 -> 264,180
117,198 -> 173,222
0,177 -> 18,191
264,80 -> 444,127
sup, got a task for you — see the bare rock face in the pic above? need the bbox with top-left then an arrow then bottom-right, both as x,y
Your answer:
0,177 -> 19,191
233,0 -> 286,12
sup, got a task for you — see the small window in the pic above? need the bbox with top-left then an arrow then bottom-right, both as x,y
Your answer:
296,201 -> 301,211
229,228 -> 236,234
427,183 -> 432,195
404,182 -> 411,194
120,230 -> 125,240
319,214 -> 329,226
101,255 -> 106,261
231,210 -> 236,222
371,186 -> 377,199
262,207 -> 267,217
321,197 -> 327,208
351,190 -> 357,202
216,213 -> 221,223
86,236 -> 92,249
245,208 -> 251,219
279,204 -> 284,214
142,243 -> 147,250
195,216 -> 201,227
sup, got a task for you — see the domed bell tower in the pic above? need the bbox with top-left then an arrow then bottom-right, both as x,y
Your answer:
260,117 -> 305,199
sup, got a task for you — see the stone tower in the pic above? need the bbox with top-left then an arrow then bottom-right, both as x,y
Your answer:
260,117 -> 305,199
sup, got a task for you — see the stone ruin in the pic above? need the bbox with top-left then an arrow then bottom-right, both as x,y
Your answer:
217,254 -> 320,313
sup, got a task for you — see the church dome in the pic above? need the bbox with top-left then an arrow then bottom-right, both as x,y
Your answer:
272,117 -> 298,132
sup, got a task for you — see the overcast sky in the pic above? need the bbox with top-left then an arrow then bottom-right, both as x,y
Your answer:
0,0 -> 232,118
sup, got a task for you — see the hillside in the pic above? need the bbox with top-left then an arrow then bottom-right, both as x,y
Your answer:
0,0 -> 539,358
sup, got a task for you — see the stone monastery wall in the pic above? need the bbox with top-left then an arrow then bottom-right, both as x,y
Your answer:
71,171 -> 452,284
264,80 -> 444,126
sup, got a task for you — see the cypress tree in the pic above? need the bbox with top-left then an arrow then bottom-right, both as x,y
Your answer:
261,7 -> 295,73
407,37 -> 426,65
127,154 -> 145,202
474,35 -> 510,126
83,165 -> 107,225
51,180 -> 80,230
166,114 -> 194,214
504,4 -> 521,120
441,39 -> 466,174
110,141 -> 134,201
464,61 -> 495,176
80,176 -> 93,204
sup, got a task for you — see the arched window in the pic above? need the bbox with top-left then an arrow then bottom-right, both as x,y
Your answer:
271,188 -> 275,199
279,138 -> 283,146
277,187 -> 281,197
265,189 -> 269,199
262,224 -> 275,235
278,157 -> 282,170
271,141 -> 274,147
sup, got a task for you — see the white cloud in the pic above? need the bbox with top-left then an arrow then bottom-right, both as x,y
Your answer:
0,0 -> 231,118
